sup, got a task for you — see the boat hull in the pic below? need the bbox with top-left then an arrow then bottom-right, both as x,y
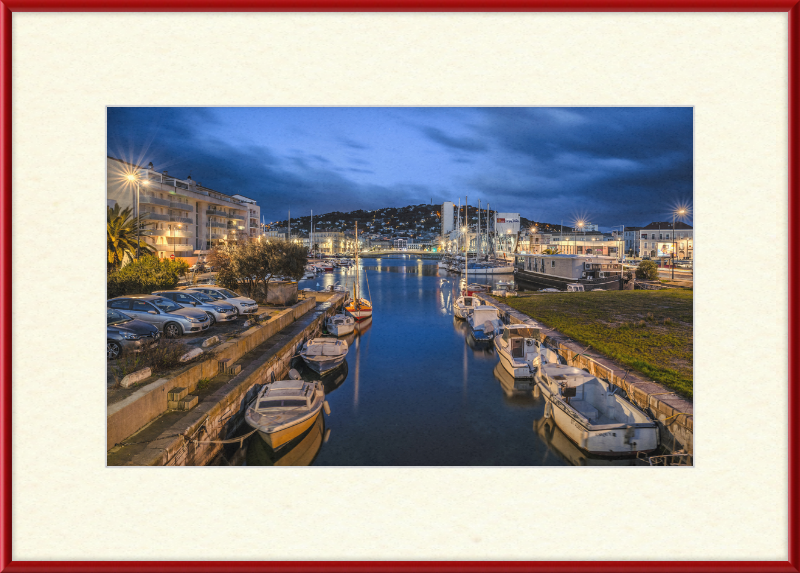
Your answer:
453,304 -> 472,319
538,382 -> 659,456
255,411 -> 323,450
328,323 -> 355,336
300,354 -> 347,375
463,266 -> 515,275
515,269 -> 623,291
495,343 -> 537,379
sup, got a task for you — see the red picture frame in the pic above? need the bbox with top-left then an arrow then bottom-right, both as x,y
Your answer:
1,2 -> 797,572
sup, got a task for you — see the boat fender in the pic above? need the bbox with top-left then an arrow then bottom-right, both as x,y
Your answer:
288,369 -> 302,380
323,401 -> 331,416
543,401 -> 552,419
580,431 -> 589,449
532,385 -> 541,400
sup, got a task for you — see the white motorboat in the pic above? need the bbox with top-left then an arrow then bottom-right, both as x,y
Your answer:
493,280 -> 518,297
244,379 -> 328,450
453,295 -> 476,319
326,313 -> 355,337
494,324 -> 542,379
299,337 -> 349,374
536,363 -> 659,456
467,305 -> 503,345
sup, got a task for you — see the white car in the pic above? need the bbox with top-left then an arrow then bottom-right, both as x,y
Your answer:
184,286 -> 259,315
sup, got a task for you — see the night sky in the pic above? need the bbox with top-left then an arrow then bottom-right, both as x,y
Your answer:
107,107 -> 693,231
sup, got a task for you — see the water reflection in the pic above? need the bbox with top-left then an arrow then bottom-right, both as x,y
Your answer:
247,413 -> 325,466
532,417 -> 639,466
492,363 -> 537,403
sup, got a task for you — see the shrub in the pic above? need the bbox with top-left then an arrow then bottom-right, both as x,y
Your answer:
645,312 -> 655,322
109,339 -> 192,386
636,260 -> 659,280
664,317 -> 673,325
107,255 -> 190,298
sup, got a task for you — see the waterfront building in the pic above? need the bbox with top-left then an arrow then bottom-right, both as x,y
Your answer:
622,226 -> 643,256
638,221 -> 693,259
106,156 -> 262,265
312,231 -> 345,254
441,201 -> 455,236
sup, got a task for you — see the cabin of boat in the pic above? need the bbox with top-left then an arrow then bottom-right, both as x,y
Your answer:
245,379 -> 325,450
467,305 -> 502,343
514,254 -> 624,291
494,324 -> 541,379
326,313 -> 355,336
537,363 -> 659,456
453,295 -> 476,319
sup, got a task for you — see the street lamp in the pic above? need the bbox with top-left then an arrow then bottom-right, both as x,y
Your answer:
672,208 -> 687,280
168,224 -> 181,259
126,173 -> 149,260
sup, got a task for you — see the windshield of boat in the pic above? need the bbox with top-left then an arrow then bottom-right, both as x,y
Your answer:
107,308 -> 132,325
258,399 -> 308,409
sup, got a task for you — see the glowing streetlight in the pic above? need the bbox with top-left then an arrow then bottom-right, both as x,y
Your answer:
672,207 -> 688,279
125,172 -> 150,260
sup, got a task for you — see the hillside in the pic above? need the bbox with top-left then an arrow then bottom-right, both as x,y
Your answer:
267,204 -> 569,238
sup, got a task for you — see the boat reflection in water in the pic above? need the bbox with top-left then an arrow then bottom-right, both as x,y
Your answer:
492,363 -> 537,403
532,417 -> 639,466
247,413 -> 326,466
321,361 -> 349,395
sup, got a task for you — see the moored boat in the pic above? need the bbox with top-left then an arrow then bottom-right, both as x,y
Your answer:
515,254 -> 626,291
453,295 -> 476,319
344,221 -> 374,322
299,337 -> 349,374
244,379 -> 328,450
494,324 -> 542,379
326,313 -> 355,337
466,305 -> 502,345
536,363 -> 659,456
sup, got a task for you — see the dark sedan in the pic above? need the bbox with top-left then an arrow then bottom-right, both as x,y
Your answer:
107,308 -> 161,360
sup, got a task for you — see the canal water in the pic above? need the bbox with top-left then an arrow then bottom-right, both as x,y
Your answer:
217,255 -> 640,466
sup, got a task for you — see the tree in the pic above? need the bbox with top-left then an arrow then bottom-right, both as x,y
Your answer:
107,255 -> 187,298
636,260 -> 659,280
107,204 -> 154,272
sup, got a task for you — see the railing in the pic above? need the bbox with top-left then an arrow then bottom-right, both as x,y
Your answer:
210,233 -> 225,240
170,201 -> 194,212
210,221 -> 227,229
141,212 -> 170,222
140,195 -> 171,207
170,216 -> 194,224
227,224 -> 245,230
144,172 -> 246,207
228,213 -> 245,221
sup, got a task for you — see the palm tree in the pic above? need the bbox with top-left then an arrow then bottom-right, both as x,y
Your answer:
543,247 -> 560,255
107,204 -> 154,272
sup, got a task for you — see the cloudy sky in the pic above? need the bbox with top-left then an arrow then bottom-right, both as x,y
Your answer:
107,107 -> 693,231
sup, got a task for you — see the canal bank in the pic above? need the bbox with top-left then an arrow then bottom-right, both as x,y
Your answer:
476,293 -> 693,456
107,292 -> 346,466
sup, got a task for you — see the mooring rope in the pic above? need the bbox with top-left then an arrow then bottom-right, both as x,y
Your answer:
189,428 -> 259,446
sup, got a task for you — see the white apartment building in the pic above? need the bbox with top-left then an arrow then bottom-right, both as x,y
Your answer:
638,221 -> 693,259
107,156 -> 262,263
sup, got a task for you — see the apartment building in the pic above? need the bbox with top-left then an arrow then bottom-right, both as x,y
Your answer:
638,221 -> 693,259
107,156 -> 262,263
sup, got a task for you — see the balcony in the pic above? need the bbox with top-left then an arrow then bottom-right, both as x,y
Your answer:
140,195 -> 171,207
228,213 -> 245,222
210,221 -> 227,229
227,224 -> 245,230
142,228 -> 193,238
169,215 -> 194,224
141,212 -> 170,222
170,201 -> 194,212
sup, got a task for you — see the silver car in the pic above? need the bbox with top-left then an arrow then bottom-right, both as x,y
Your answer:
107,294 -> 211,338
152,290 -> 237,326
184,286 -> 259,315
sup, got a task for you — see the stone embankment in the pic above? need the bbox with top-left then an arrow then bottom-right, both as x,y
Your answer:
107,293 -> 345,464
478,294 -> 693,455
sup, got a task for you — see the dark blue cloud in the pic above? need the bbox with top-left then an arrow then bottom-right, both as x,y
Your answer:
106,107 -> 693,229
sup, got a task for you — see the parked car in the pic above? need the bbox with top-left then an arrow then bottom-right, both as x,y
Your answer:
107,308 -> 161,360
152,290 -> 237,325
107,294 -> 211,338
184,286 -> 259,315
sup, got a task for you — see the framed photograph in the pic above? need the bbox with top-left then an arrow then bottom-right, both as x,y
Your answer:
1,1 -> 795,571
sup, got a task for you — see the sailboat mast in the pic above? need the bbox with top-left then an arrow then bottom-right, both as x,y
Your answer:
465,195 -> 468,286
478,199 -> 481,258
355,221 -> 359,302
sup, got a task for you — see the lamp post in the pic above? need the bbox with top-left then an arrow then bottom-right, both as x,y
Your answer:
672,208 -> 687,279
126,173 -> 149,260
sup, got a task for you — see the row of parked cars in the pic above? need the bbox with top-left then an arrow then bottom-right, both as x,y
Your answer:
107,286 -> 259,360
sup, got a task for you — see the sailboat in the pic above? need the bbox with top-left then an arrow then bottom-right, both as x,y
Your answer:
344,221 -> 373,321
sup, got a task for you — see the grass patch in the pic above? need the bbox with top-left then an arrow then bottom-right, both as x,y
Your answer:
109,340 -> 194,388
504,290 -> 693,399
